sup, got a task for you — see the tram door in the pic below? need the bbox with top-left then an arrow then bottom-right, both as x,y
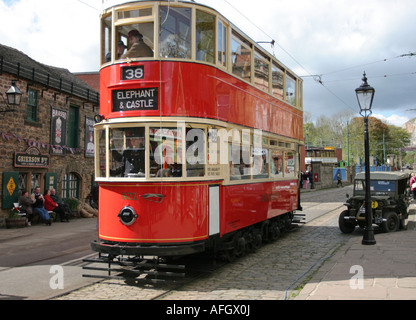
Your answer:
209,185 -> 220,236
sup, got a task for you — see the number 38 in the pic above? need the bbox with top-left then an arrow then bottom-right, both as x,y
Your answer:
125,68 -> 143,80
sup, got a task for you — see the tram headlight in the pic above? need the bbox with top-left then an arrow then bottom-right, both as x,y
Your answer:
94,114 -> 104,123
118,206 -> 138,226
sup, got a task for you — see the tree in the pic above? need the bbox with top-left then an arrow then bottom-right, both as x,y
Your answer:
304,113 -> 410,166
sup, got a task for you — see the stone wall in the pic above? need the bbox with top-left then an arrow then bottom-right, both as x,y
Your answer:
0,73 -> 97,224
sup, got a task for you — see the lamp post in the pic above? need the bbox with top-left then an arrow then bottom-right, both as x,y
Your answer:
356,72 -> 376,245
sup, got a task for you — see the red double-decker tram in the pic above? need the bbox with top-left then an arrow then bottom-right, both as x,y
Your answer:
92,0 -> 304,260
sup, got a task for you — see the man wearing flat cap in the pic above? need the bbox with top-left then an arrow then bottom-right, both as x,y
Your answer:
121,29 -> 153,59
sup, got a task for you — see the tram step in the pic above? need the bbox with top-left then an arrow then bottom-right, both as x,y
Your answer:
292,213 -> 306,224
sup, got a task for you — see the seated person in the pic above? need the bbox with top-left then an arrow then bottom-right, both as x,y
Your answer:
44,189 -> 69,222
50,188 -> 74,216
121,29 -> 153,59
105,40 -> 127,62
19,189 -> 35,225
31,187 -> 52,225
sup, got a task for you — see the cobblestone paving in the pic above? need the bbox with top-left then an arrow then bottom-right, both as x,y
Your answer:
55,203 -> 352,300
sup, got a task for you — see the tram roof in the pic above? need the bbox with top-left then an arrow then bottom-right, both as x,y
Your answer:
103,0 -> 218,12
101,0 -> 296,78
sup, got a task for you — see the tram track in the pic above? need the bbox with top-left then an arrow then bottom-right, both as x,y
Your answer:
55,189 -> 348,300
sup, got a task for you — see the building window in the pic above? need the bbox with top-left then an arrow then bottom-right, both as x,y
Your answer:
67,105 -> 79,148
62,173 -> 80,199
26,89 -> 38,122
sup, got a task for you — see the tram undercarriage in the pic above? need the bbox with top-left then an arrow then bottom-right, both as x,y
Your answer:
84,212 -> 305,283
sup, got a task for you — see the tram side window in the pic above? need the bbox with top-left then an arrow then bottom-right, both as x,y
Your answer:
286,74 -> 296,106
217,20 -> 227,67
285,151 -> 296,177
159,6 -> 192,59
117,7 -> 152,19
196,10 -> 215,63
109,128 -> 145,178
102,14 -> 112,64
231,33 -> 252,82
272,64 -> 284,100
186,128 -> 205,177
270,150 -> 283,178
229,144 -> 251,180
253,148 -> 269,179
97,129 -> 106,178
254,51 -> 270,92
149,127 -> 183,178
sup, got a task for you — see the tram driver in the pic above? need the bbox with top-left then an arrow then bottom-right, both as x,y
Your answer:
111,130 -> 145,177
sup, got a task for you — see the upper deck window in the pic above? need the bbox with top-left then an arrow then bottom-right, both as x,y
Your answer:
117,7 -> 152,19
231,32 -> 252,82
285,74 -> 296,106
254,50 -> 270,92
196,10 -> 215,63
115,23 -> 154,61
271,63 -> 284,100
159,6 -> 192,59
101,13 -> 112,64
217,19 -> 227,67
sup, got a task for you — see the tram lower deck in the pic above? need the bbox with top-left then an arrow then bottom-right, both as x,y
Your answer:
92,179 -> 299,256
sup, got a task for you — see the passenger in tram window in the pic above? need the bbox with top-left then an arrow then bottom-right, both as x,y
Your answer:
105,40 -> 127,62
121,29 -> 153,59
271,154 -> 283,176
111,130 -> 145,177
230,163 -> 241,180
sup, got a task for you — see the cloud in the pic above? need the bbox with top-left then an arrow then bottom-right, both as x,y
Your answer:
372,113 -> 409,128
0,0 -> 101,72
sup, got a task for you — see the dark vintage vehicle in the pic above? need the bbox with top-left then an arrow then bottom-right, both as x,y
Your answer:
339,171 -> 411,233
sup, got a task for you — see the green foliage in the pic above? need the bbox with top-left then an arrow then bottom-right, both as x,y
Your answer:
63,198 -> 80,212
304,112 -> 411,165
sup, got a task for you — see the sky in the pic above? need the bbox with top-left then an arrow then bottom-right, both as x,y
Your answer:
0,0 -> 415,127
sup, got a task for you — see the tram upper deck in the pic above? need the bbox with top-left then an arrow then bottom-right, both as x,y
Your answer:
99,1 -> 303,139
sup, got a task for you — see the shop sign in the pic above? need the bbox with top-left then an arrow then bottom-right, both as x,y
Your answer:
14,146 -> 50,168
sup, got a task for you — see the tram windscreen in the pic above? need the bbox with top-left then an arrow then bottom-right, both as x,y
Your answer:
109,128 -> 145,178
149,127 -> 183,177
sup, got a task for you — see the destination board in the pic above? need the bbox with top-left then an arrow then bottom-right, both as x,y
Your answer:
112,87 -> 158,112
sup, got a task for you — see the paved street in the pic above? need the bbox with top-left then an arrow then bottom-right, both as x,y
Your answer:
54,186 -> 353,300
0,218 -> 100,300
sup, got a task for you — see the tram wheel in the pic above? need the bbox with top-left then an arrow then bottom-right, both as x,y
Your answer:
269,222 -> 280,241
234,236 -> 246,257
251,232 -> 262,251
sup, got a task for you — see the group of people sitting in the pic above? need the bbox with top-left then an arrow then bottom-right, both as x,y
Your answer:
19,187 -> 72,226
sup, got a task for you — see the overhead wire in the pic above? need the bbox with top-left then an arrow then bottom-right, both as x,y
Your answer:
74,0 -> 101,12
220,0 -> 361,113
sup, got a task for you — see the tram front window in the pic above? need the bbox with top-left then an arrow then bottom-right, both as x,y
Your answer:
150,127 -> 183,177
159,6 -> 191,59
110,128 -> 145,178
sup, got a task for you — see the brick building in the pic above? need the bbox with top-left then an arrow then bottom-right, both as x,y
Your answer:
0,44 -> 99,225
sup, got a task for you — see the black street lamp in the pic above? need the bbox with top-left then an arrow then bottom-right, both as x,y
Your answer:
356,72 -> 376,245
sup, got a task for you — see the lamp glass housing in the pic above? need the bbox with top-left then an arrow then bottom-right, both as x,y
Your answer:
355,73 -> 375,114
6,82 -> 22,106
